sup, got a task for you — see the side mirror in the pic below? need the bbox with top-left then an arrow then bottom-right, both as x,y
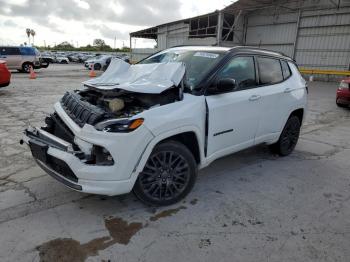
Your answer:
216,78 -> 237,93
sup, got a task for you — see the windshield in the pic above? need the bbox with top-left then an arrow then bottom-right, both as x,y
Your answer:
139,49 -> 225,90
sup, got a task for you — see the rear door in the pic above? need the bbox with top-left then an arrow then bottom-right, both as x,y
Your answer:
205,56 -> 263,160
254,57 -> 298,144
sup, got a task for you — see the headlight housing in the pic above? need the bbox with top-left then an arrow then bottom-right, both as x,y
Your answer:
95,118 -> 144,132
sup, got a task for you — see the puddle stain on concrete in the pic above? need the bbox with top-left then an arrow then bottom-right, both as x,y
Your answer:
37,217 -> 143,262
149,206 -> 187,222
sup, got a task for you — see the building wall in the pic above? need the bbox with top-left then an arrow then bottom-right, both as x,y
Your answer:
131,0 -> 350,73
243,1 -> 350,72
131,21 -> 218,62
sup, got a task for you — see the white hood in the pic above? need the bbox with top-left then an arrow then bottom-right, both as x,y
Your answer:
83,59 -> 186,94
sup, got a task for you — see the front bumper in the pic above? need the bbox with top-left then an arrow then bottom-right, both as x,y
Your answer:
23,104 -> 154,196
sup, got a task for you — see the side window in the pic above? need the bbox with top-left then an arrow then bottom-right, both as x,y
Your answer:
281,60 -> 292,80
142,53 -> 166,64
217,56 -> 256,90
7,47 -> 20,55
19,47 -> 35,56
257,57 -> 283,85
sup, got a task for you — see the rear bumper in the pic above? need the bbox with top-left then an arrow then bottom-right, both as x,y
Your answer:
336,89 -> 350,104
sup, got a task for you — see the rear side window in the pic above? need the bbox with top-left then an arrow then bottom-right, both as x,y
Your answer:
217,56 -> 256,90
0,47 -> 20,55
281,60 -> 292,79
257,57 -> 283,85
19,47 -> 36,56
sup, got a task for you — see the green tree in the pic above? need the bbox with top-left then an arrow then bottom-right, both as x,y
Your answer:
93,39 -> 106,48
56,41 -> 75,50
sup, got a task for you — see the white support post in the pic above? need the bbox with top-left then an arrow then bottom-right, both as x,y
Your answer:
217,11 -> 223,46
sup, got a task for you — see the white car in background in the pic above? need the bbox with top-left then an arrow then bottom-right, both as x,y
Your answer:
55,56 -> 69,64
23,46 -> 307,206
85,55 -> 114,70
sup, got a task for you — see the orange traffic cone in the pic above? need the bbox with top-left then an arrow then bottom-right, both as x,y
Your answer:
89,64 -> 96,78
29,66 -> 37,79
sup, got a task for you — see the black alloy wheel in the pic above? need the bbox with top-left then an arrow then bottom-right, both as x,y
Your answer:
133,141 -> 197,206
269,116 -> 301,156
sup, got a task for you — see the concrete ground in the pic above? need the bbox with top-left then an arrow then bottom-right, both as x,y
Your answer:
0,64 -> 349,262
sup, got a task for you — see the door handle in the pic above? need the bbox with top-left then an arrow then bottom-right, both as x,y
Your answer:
249,95 -> 261,101
284,88 -> 293,93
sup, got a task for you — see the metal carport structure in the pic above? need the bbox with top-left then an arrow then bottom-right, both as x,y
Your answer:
130,0 -> 350,77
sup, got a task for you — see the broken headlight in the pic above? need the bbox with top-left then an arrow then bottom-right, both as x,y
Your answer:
95,118 -> 144,133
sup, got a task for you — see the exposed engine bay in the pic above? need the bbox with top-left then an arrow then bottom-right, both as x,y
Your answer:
40,59 -> 186,155
56,59 -> 186,128
82,87 -> 182,117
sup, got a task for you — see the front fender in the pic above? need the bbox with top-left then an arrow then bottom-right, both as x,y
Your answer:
131,125 -> 206,181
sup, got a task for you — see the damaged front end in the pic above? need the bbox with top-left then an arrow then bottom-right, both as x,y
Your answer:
21,59 -> 186,194
59,59 -> 186,131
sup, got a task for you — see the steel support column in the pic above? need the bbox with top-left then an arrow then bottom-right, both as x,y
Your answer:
292,10 -> 302,60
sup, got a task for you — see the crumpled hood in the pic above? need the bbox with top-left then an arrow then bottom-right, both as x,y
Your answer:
83,58 -> 186,94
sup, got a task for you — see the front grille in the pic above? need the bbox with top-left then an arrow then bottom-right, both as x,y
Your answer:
60,92 -> 107,127
47,155 -> 78,183
50,113 -> 75,145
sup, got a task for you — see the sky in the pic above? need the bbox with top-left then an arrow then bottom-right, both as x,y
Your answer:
0,0 -> 234,48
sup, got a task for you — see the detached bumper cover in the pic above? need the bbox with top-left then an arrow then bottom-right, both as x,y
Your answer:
24,127 -> 82,191
36,159 -> 82,191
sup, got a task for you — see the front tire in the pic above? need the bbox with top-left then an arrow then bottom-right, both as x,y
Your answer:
269,116 -> 301,156
22,62 -> 33,73
94,63 -> 101,70
133,141 -> 197,206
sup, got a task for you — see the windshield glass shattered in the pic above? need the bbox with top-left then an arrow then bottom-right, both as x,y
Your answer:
139,50 -> 225,90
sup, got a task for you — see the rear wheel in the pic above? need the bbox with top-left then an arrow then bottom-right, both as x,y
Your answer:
133,141 -> 197,206
269,116 -> 301,156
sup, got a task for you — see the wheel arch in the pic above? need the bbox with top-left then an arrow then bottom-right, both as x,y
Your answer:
159,132 -> 201,164
289,108 -> 304,124
133,126 -> 205,179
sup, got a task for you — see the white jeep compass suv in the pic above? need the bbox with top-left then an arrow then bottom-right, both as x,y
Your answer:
23,46 -> 307,206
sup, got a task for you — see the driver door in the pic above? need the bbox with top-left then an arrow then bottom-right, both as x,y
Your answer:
205,56 -> 263,160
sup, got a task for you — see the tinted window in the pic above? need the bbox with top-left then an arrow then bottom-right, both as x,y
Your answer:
217,56 -> 256,90
19,47 -> 36,56
281,60 -> 291,79
257,57 -> 283,85
0,47 -> 20,55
